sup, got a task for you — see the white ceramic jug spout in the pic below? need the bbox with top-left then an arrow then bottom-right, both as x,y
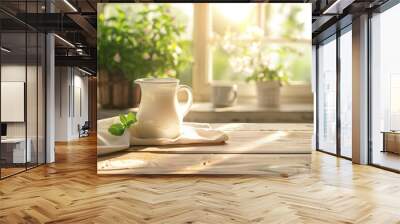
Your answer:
134,78 -> 193,139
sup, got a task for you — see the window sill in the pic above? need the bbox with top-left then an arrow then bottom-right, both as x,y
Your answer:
185,102 -> 313,123
98,102 -> 313,123
194,83 -> 313,104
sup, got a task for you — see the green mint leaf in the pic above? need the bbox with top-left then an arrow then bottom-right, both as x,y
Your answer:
108,123 -> 125,136
127,112 -> 136,122
108,113 -> 137,136
126,120 -> 134,127
125,112 -> 136,127
119,114 -> 128,126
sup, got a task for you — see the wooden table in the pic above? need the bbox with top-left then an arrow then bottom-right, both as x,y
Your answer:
97,123 -> 313,175
1,138 -> 32,164
382,131 -> 400,154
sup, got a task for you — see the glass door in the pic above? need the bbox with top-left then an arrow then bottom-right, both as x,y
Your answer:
339,27 -> 352,158
1,29 -> 28,178
317,36 -> 337,154
0,1 -> 46,179
370,3 -> 400,171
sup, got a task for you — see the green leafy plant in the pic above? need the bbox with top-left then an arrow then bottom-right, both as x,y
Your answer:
108,112 -> 136,136
98,4 -> 190,81
280,6 -> 305,39
245,62 -> 289,84
220,26 -> 298,84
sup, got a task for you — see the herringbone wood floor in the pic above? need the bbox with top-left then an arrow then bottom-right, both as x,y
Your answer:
1,134 -> 400,224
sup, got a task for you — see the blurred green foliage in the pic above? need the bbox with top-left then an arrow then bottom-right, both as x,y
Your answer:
213,4 -> 311,84
276,5 -> 305,39
98,4 -> 190,81
98,3 -> 310,85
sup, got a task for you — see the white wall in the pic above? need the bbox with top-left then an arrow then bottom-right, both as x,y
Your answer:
55,67 -> 89,141
55,67 -> 69,141
1,65 -> 26,138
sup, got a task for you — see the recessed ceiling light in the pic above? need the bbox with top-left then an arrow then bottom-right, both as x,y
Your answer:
323,0 -> 354,15
54,34 -> 75,48
78,67 -> 93,76
1,47 -> 11,53
63,0 -> 78,12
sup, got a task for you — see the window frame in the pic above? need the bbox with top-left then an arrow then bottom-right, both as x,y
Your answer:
192,3 -> 313,103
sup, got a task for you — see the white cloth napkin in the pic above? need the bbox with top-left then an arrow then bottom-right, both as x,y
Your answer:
97,117 -> 228,156
97,117 -> 130,155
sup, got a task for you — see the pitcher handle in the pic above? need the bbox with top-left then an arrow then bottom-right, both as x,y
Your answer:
229,87 -> 238,105
178,84 -> 193,118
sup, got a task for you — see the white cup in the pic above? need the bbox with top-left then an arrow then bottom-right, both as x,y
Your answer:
211,83 -> 238,108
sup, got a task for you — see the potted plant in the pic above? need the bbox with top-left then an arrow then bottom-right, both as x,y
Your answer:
98,4 -> 189,109
220,27 -> 292,107
246,56 -> 289,107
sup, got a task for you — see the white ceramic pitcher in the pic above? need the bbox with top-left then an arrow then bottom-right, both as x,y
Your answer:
134,78 -> 193,139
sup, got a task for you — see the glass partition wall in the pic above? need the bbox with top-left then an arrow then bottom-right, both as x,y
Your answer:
317,35 -> 337,155
315,0 -> 400,172
316,26 -> 352,159
0,2 -> 46,179
370,3 -> 400,171
339,27 -> 352,159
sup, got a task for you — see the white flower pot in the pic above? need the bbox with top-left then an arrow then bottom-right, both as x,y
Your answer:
256,81 -> 281,107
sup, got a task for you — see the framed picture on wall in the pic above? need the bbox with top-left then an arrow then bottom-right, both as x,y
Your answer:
1,81 -> 25,122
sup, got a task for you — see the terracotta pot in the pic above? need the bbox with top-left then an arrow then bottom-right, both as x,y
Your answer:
256,81 -> 281,107
98,70 -> 141,109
